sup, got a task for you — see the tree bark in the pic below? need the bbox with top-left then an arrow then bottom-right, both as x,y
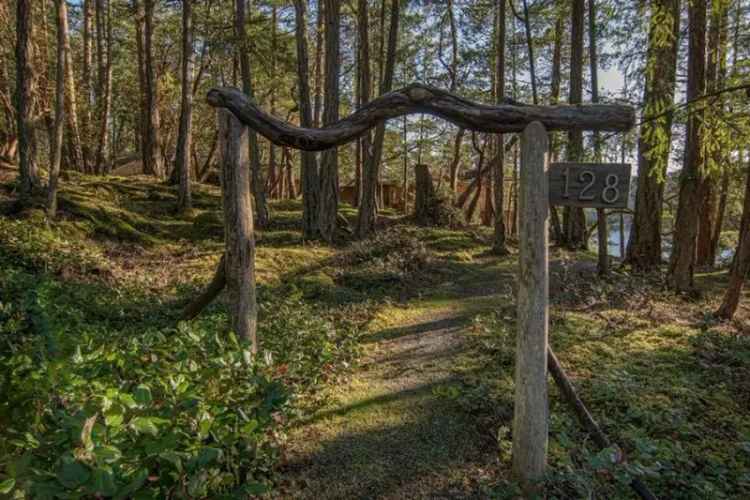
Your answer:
317,0 -> 342,242
293,0 -> 319,239
218,109 -> 258,354
696,1 -> 729,267
60,0 -> 83,173
548,4 -> 564,244
94,0 -> 112,174
668,0 -> 707,292
492,0 -> 508,254
235,0 -> 270,228
354,0 -> 374,236
175,0 -> 194,213
564,0 -> 587,250
81,0 -> 94,172
589,0 -> 608,275
356,0 -> 400,238
15,0 -> 39,205
140,0 -> 164,177
48,0 -> 67,217
207,84 -> 635,150
626,0 -> 681,272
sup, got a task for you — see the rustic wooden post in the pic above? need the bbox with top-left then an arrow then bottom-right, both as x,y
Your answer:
218,109 -> 258,355
512,121 -> 549,493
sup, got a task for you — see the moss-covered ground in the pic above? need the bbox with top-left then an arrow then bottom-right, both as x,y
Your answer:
1,175 -> 749,499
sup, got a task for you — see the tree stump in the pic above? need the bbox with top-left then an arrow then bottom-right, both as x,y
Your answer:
414,164 -> 436,225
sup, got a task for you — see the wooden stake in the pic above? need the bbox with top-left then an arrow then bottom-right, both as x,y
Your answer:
218,109 -> 258,355
512,121 -> 549,492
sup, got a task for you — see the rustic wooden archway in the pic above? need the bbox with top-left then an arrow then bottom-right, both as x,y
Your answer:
189,84 -> 651,498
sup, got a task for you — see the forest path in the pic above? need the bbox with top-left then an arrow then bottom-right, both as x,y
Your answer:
276,252 -> 515,499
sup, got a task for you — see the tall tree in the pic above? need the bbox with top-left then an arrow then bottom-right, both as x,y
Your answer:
15,0 -> 38,204
354,0 -> 373,236
60,0 -> 83,172
668,0 -> 707,292
293,0 -> 319,239
356,0 -> 400,238
235,0 -> 270,228
563,0 -> 587,250
175,0 -> 194,213
94,0 -> 113,173
588,0 -> 608,275
696,0 -> 730,267
317,0 -> 341,242
492,0 -> 508,255
81,0 -> 94,171
135,0 -> 164,177
626,0 -> 681,271
48,0 -> 67,217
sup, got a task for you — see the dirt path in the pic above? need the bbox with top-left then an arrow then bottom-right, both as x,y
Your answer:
276,257 -> 509,499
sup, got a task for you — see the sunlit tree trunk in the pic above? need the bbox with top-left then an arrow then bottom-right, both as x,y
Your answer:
668,0 -> 707,292
175,0 -> 193,212
48,0 -> 67,217
626,0 -> 681,272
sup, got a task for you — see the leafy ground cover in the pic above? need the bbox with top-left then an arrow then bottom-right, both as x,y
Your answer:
1,175 -> 749,499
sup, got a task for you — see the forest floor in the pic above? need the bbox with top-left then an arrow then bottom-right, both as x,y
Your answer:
1,175 -> 750,499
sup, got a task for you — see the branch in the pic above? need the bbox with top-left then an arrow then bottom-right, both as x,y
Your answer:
206,83 -> 635,151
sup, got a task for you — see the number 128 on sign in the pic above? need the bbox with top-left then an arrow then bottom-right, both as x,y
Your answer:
548,163 -> 631,209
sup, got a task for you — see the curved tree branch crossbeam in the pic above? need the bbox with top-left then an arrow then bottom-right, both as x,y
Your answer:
206,83 -> 634,152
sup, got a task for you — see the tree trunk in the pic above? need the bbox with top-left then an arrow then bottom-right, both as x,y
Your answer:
61,0 -> 83,173
564,0 -> 587,250
696,1 -> 729,268
716,157 -> 750,320
293,0 -> 319,239
668,0 -> 707,292
356,0 -> 400,238
94,0 -> 112,174
318,0 -> 342,242
235,0 -> 269,228
15,0 -> 38,205
81,0 -> 94,172
354,0 -> 374,237
268,5 -> 278,199
313,0 -> 324,128
48,0 -> 67,217
218,109 -> 258,355
449,128 -> 465,201
548,4 -> 564,244
140,0 -> 164,177
175,0 -> 193,213
492,0 -> 508,254
626,0 -> 681,272
589,0 -> 608,275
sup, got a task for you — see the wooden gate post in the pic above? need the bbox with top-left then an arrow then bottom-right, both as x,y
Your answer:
512,121 -> 549,492
218,109 -> 258,356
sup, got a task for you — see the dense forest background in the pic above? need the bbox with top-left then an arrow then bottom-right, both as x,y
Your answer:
2,0 -> 750,498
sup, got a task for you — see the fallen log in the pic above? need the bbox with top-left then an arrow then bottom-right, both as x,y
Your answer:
206,83 -> 634,152
548,348 -> 657,500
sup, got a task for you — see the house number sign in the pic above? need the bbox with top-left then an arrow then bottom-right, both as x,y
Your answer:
548,162 -> 631,209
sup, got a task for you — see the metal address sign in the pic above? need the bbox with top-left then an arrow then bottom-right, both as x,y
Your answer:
548,162 -> 631,209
